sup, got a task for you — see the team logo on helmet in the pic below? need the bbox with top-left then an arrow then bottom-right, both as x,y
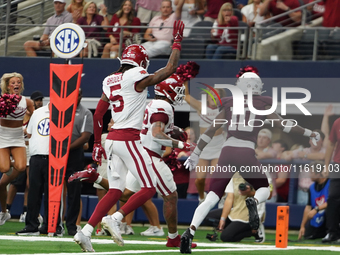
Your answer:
155,74 -> 185,105
120,44 -> 150,70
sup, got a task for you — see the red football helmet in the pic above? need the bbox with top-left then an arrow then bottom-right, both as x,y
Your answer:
120,44 -> 150,70
154,74 -> 185,105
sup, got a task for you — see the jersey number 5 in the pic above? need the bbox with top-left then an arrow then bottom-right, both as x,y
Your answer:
110,84 -> 124,113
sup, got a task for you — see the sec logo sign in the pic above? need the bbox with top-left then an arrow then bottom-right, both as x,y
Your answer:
50,23 -> 85,59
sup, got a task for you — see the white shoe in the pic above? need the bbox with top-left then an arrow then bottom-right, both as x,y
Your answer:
120,222 -> 127,235
74,231 -> 94,252
255,223 -> 265,243
102,216 -> 124,247
125,225 -> 134,235
140,226 -> 164,236
38,214 -> 43,227
0,210 -> 11,225
19,212 -> 26,222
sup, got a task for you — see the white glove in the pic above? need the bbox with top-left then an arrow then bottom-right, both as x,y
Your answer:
310,131 -> 320,146
184,152 -> 199,171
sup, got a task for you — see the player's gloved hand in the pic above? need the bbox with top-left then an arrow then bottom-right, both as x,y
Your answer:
92,143 -> 107,165
173,20 -> 184,43
310,131 -> 320,146
184,152 -> 199,171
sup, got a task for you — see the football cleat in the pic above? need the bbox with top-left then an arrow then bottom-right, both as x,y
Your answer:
180,228 -> 194,254
102,216 -> 124,247
167,234 -> 197,248
74,231 -> 95,252
68,168 -> 99,183
0,209 -> 11,226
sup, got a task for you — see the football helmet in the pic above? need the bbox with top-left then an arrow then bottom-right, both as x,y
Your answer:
154,74 -> 185,105
120,44 -> 150,71
236,72 -> 263,95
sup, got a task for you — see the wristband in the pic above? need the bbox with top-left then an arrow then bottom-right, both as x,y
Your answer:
303,128 -> 312,137
95,175 -> 103,184
178,141 -> 184,149
172,42 -> 181,51
220,217 -> 226,221
193,146 -> 201,156
201,134 -> 212,144
282,120 -> 294,133
314,206 -> 319,212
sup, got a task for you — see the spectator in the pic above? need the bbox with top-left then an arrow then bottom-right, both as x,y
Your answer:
136,0 -> 162,26
241,0 -> 269,27
23,0 -> 73,57
282,129 -> 326,205
173,0 -> 204,37
205,3 -> 239,59
141,0 -> 182,58
6,91 -> 45,223
0,72 -> 34,226
204,0 -> 234,22
99,0 -> 125,22
202,172 -> 268,243
259,0 -> 301,27
298,161 -> 329,240
63,88 -> 93,236
270,139 -> 290,202
67,0 -> 87,23
93,119 -> 117,236
15,103 -> 51,235
255,128 -> 277,159
101,0 -> 141,59
322,113 -> 340,242
307,0 -> 324,19
322,0 -> 340,27
77,1 -> 109,58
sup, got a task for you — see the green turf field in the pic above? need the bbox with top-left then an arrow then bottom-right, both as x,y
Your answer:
0,220 -> 339,254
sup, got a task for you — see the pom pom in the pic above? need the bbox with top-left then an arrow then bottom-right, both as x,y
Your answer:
236,65 -> 259,78
163,150 -> 182,171
176,61 -> 200,82
0,94 -> 21,118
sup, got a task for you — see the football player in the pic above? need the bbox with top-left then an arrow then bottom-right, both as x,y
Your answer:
180,72 -> 321,253
70,75 -> 196,248
73,20 -> 185,252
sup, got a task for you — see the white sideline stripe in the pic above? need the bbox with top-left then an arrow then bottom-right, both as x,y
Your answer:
1,235 -> 340,254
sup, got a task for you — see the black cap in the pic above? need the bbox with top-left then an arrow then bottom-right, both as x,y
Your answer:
30,91 -> 44,100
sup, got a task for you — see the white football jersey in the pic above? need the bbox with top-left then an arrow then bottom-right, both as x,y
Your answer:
141,99 -> 174,157
102,67 -> 149,130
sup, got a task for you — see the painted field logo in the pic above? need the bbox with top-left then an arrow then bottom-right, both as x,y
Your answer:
50,23 -> 85,59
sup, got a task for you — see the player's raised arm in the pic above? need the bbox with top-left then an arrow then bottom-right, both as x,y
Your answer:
136,20 -> 185,91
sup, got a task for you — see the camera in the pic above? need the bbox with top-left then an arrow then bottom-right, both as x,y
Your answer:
206,231 -> 218,242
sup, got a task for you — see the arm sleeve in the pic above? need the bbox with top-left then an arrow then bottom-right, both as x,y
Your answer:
93,98 -> 110,143
150,112 -> 169,126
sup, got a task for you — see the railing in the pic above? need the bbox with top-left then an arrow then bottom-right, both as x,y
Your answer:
0,0 -> 339,60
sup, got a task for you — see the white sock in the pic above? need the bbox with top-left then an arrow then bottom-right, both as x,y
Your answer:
190,191 -> 220,232
189,228 -> 195,236
112,212 -> 123,222
168,231 -> 178,239
82,224 -> 94,237
254,187 -> 270,204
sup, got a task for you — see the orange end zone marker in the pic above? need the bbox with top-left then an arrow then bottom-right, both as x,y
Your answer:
275,205 -> 289,248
